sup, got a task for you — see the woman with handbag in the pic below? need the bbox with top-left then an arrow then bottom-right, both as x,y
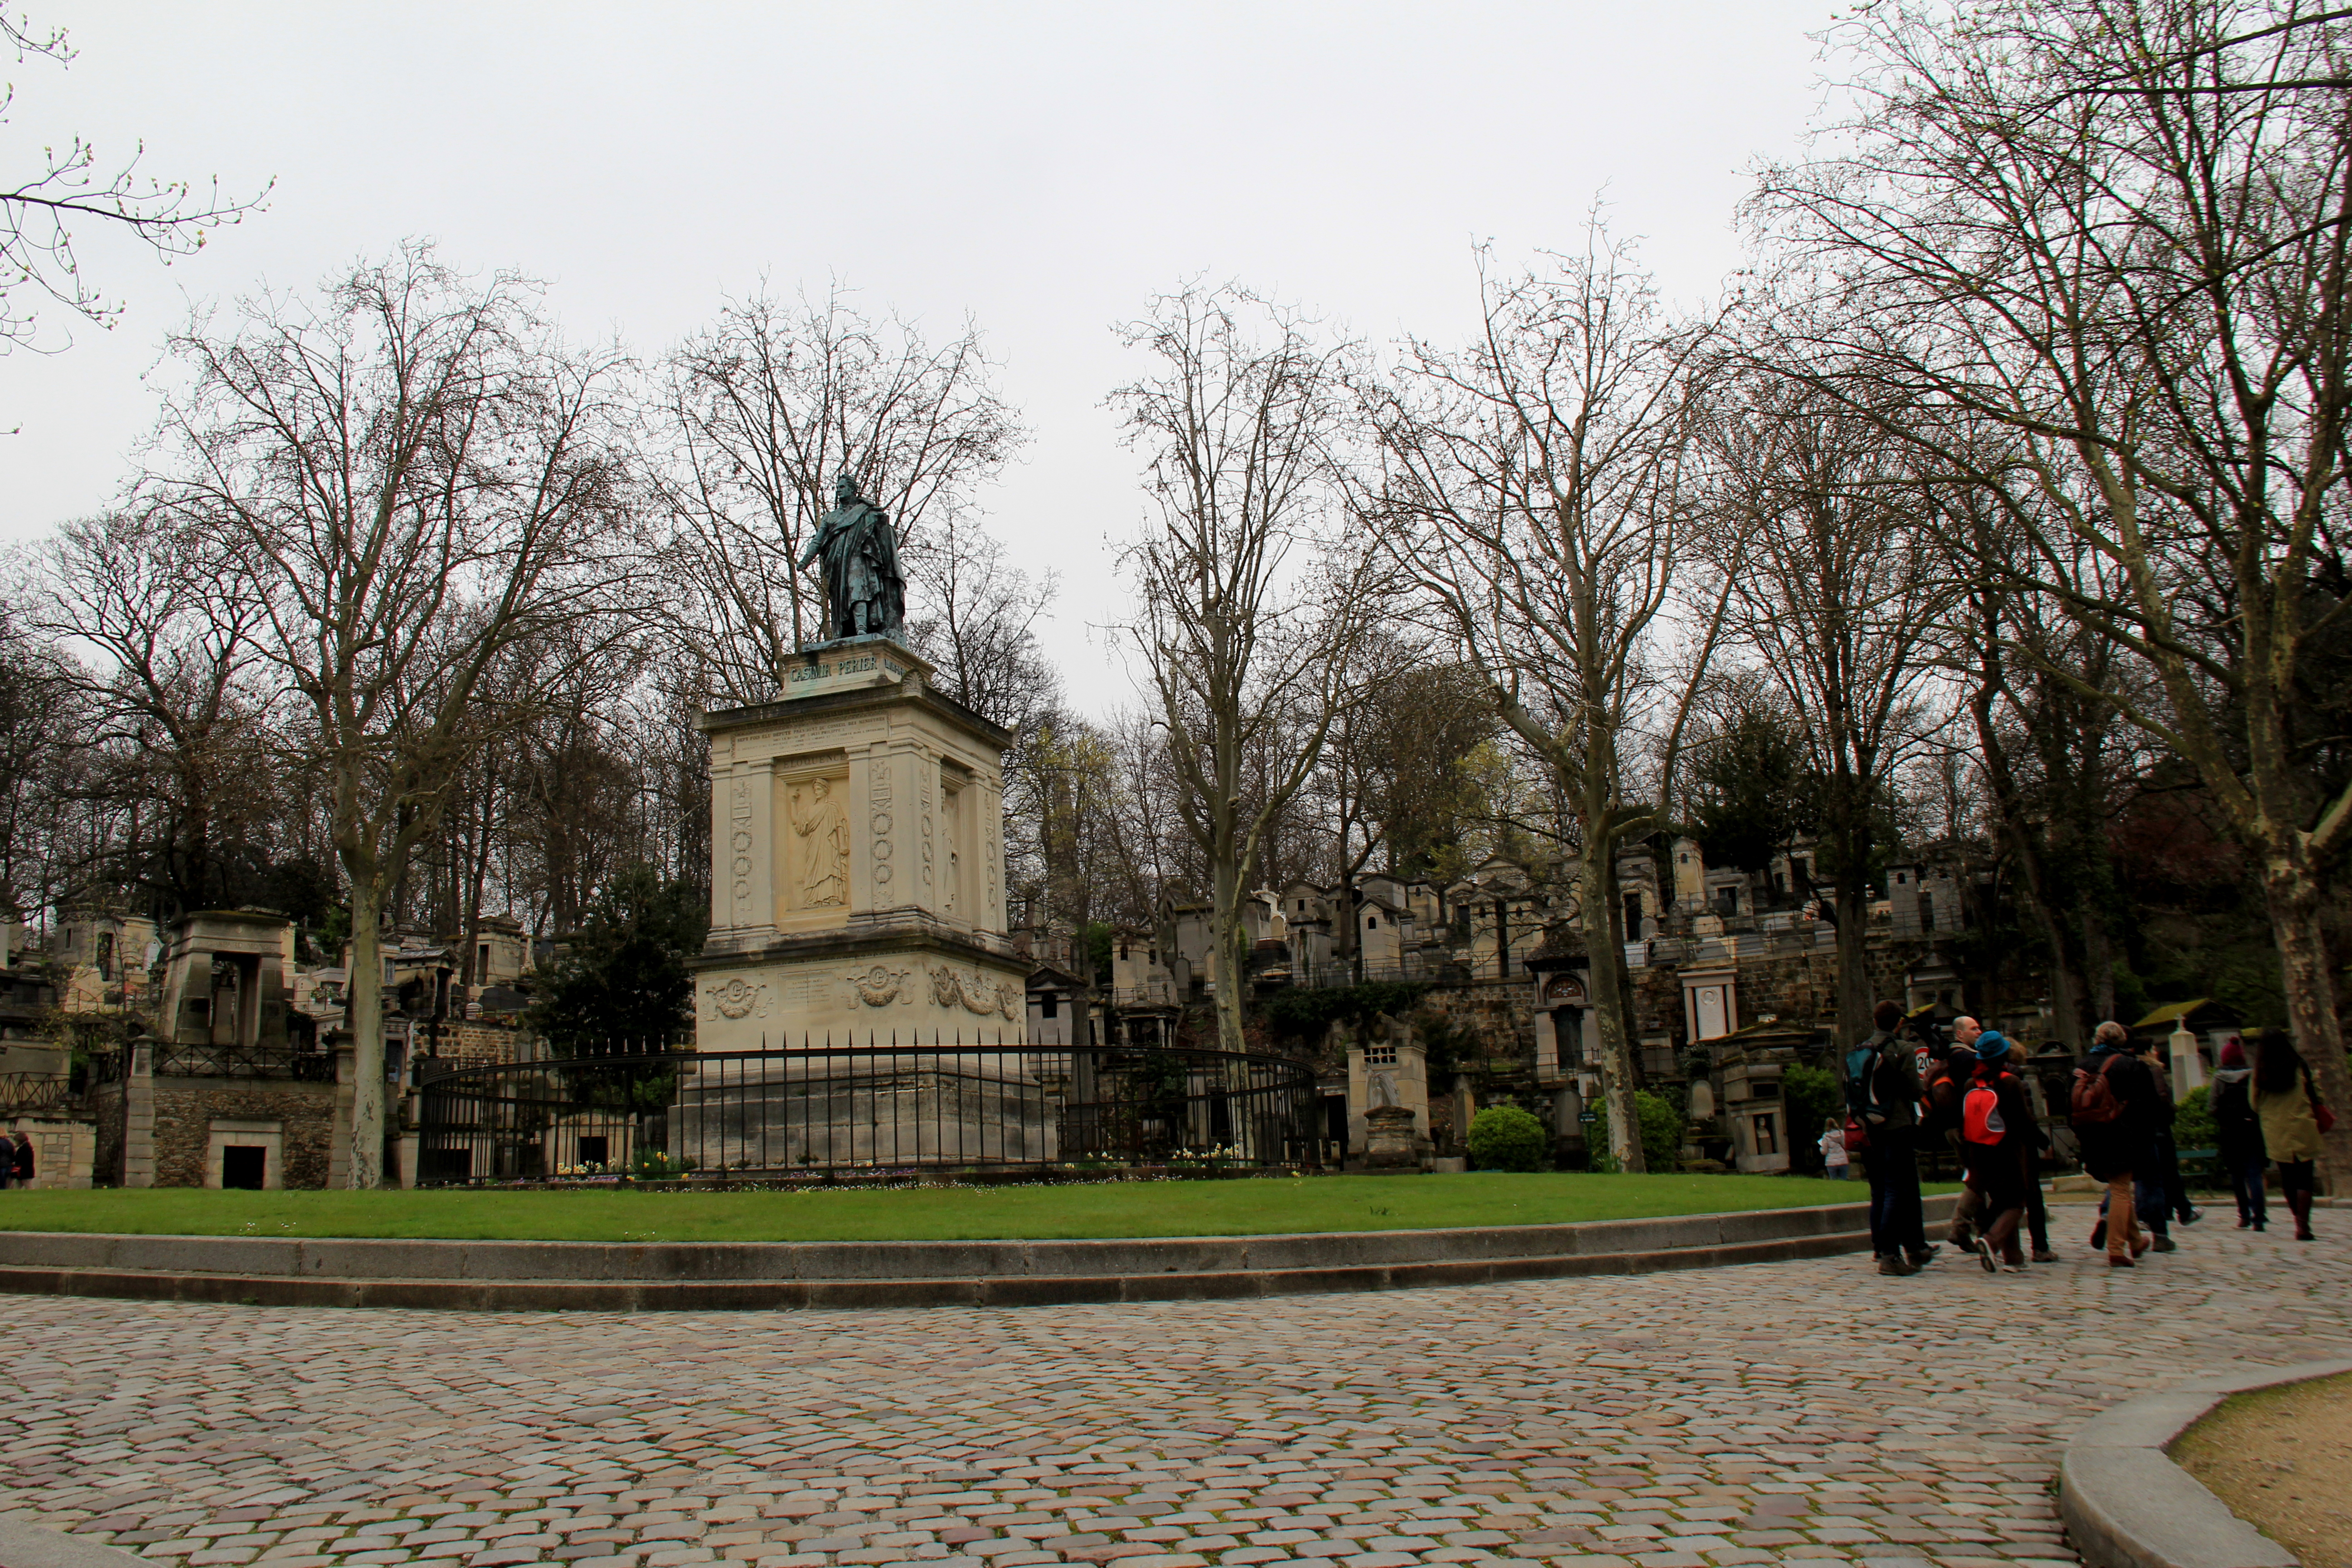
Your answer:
2254,1027 -> 2330,1241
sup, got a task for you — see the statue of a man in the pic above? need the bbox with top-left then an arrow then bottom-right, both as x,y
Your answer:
799,474 -> 906,642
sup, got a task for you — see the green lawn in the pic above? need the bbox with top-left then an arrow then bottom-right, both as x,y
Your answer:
0,1172 -> 1891,1242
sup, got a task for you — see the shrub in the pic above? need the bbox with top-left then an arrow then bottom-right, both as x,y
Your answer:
1781,1064 -> 1840,1171
1635,1090 -> 1685,1173
1467,1104 -> 1549,1172
2173,1084 -> 2218,1151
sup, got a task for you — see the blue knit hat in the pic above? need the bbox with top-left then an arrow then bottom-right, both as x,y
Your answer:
1974,1029 -> 2011,1061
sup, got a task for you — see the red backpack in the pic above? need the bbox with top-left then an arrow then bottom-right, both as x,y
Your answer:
1962,1069 -> 2011,1146
2070,1056 -> 2127,1127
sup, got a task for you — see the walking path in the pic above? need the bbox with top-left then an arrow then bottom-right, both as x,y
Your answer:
5,1220 -> 2347,1568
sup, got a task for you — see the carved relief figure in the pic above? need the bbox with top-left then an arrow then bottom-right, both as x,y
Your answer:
789,776 -> 848,907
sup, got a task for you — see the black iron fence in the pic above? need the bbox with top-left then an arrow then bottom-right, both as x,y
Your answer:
414,1034 -> 1322,1185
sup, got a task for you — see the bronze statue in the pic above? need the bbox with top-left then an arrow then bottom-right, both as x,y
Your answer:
799,474 -> 906,642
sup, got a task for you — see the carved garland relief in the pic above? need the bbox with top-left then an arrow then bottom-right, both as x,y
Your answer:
729,778 -> 754,922
919,756 -> 936,896
870,750 -> 895,894
928,965 -> 1019,1020
845,964 -> 911,1007
706,977 -> 771,1021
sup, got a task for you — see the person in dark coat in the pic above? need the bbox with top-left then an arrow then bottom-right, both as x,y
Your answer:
2078,1021 -> 2158,1266
2211,1037 -> 2267,1230
1857,1000 -> 1932,1275
2130,1039 -> 2186,1252
9,1128 -> 33,1189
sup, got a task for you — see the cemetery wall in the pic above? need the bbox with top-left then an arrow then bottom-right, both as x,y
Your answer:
1418,978 -> 1538,1065
1629,936 -> 1940,1049
431,1021 -> 522,1066
152,1078 -> 338,1189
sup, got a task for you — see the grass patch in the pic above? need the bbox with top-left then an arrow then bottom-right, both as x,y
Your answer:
0,1172 -> 1909,1243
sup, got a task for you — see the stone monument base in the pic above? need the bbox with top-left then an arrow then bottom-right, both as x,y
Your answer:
1361,1104 -> 1424,1171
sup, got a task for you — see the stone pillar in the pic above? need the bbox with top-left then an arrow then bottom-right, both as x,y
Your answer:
2170,1026 -> 2207,1093
120,1040 -> 155,1189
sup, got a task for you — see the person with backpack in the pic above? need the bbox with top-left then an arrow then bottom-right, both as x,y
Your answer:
2254,1027 -> 2328,1242
1849,1000 -> 1932,1276
2073,1020 -> 2157,1266
2211,1037 -> 2268,1230
1924,1023 -> 1981,1250
1958,1029 -> 2037,1271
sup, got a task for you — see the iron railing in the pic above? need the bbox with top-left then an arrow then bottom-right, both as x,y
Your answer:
0,1073 -> 69,1113
155,1040 -> 337,1081
413,1033 -> 1322,1185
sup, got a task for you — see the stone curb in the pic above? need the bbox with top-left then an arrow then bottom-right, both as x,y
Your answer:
2060,1355 -> 2352,1568
0,1515 -> 155,1568
0,1195 -> 1955,1312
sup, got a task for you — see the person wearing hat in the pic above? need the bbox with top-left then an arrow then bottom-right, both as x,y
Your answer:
1956,1029 -> 2037,1271
2211,1037 -> 2268,1230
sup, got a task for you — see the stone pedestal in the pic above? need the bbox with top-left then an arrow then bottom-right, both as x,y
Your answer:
692,639 -> 1028,1049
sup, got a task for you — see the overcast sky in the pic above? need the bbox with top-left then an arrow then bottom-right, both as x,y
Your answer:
5,1 -> 1842,715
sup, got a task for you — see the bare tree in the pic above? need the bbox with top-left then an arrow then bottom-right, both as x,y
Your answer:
653,287 -> 1024,703
43,507 -> 279,918
149,245 -> 638,1188
0,563 -> 85,920
1112,281 -> 1387,1057
1368,237 -> 1720,1171
904,512 -> 1059,730
1,11 -> 267,353
1754,0 -> 2352,1178
1701,370 -> 1950,1049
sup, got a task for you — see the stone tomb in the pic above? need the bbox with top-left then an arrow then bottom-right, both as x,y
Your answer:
684,638 -> 1044,1169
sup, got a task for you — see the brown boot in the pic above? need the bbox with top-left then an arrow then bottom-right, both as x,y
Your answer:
2291,1191 -> 2317,1241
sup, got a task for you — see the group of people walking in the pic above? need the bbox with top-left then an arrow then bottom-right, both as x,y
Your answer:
1835,1000 -> 2330,1274
0,1128 -> 35,1189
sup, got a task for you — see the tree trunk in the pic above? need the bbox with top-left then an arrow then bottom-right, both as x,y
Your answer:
1833,888 -> 1872,1054
1580,815 -> 1644,1172
1211,842 -> 1247,1058
346,883 -> 386,1190
1970,676 -> 2087,1047
2082,910 -> 2118,1026
2266,867 -> 2352,1192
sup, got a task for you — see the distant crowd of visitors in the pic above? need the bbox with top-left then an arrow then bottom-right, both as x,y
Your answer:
1820,1000 -> 2331,1274
0,1128 -> 34,1189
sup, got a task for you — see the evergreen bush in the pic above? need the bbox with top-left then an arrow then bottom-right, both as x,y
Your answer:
1634,1090 -> 1685,1173
1466,1104 -> 1549,1172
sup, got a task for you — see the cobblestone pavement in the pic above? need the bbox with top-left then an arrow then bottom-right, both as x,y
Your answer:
6,1220 -> 2349,1568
